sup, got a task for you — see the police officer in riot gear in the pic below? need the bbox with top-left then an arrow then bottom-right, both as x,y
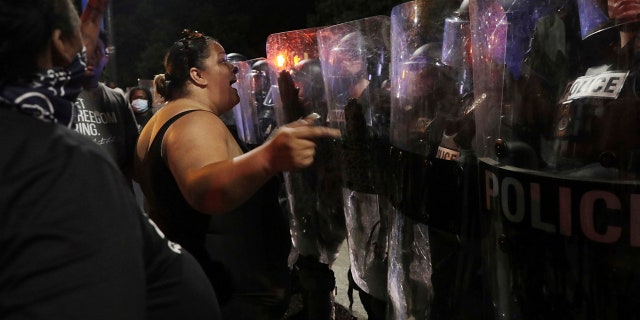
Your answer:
319,18 -> 392,320
280,58 -> 347,320
472,0 -> 640,318
251,59 -> 278,141
387,1 -> 485,319
265,26 -> 349,320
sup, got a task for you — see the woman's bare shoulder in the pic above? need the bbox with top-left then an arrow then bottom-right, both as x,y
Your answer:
160,105 -> 236,170
154,103 -> 228,148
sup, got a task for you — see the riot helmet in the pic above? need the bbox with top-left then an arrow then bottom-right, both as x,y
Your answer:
292,58 -> 325,103
251,59 -> 272,108
404,43 -> 444,98
329,31 -> 371,78
227,52 -> 247,62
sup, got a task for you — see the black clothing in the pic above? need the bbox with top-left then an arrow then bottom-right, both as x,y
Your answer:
0,106 -> 220,320
135,109 -> 155,130
139,110 -> 292,319
348,269 -> 387,320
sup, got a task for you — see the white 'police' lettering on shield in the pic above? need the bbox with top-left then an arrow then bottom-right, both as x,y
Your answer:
481,159 -> 640,247
565,71 -> 628,101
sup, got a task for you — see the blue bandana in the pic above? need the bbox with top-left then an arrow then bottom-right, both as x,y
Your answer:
0,49 -> 87,128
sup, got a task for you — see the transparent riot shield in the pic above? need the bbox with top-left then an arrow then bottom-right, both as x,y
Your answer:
266,27 -> 347,319
265,27 -> 347,266
231,58 -> 262,149
317,15 -> 391,308
266,28 -> 322,123
251,59 -> 279,143
220,53 -> 248,145
470,0 -> 640,318
388,1 -> 483,319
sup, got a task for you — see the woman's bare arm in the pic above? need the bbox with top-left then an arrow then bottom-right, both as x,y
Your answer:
164,112 -> 340,215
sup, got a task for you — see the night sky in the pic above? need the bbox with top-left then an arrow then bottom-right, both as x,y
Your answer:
108,0 -> 316,85
75,0 -> 404,86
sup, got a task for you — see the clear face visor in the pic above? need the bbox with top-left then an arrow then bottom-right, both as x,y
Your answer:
317,16 -> 391,130
407,57 -> 444,95
328,47 -> 367,77
291,62 -> 325,101
324,47 -> 368,108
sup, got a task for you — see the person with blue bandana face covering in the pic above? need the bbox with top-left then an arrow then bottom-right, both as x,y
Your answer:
0,26 -> 85,127
0,0 -> 222,319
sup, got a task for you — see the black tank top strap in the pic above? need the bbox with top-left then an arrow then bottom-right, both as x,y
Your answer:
149,109 -> 212,161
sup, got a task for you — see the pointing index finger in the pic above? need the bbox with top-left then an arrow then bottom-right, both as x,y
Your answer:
293,125 -> 341,140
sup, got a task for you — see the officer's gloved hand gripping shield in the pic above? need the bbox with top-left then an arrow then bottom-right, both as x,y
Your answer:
470,0 -> 640,318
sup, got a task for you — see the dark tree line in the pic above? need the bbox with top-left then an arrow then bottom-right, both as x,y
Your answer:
91,0 -> 406,88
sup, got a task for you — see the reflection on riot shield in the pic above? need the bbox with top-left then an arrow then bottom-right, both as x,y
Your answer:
220,52 -> 247,142
266,27 -> 347,320
470,0 -> 640,318
480,160 -> 640,320
231,58 -> 280,147
292,59 -> 328,121
276,58 -> 347,265
343,191 -> 392,307
232,58 -> 261,149
318,15 -> 392,318
230,57 -> 279,148
319,20 -> 391,137
387,210 -> 432,320
548,69 -> 640,179
388,0 -> 484,319
251,59 -> 278,142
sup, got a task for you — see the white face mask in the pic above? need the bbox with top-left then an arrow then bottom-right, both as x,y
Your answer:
131,98 -> 149,113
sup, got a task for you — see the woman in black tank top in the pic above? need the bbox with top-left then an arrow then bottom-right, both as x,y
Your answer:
133,29 -> 340,319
